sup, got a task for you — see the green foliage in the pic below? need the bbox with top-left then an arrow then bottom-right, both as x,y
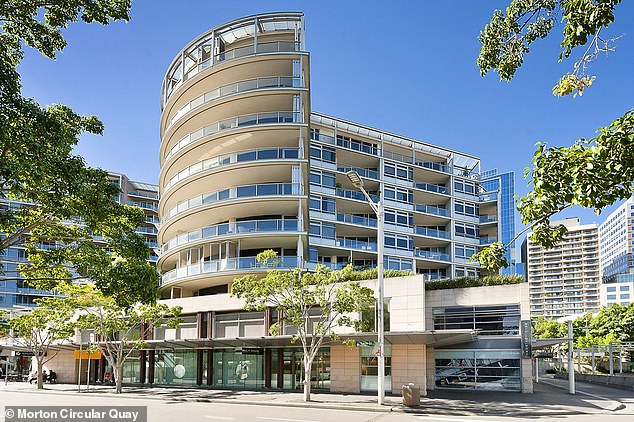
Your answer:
425,275 -> 523,291
531,303 -> 634,347
470,242 -> 509,272
231,250 -> 375,401
336,266 -> 413,282
477,0 -> 621,82
0,1 -> 154,304
65,283 -> 181,393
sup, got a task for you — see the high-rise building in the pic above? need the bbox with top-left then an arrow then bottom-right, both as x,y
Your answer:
0,172 -> 159,309
598,196 -> 634,306
522,217 -> 601,318
480,169 -> 522,275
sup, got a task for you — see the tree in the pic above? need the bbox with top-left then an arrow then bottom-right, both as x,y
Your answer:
68,284 -> 182,394
473,0 -> 633,271
231,250 -> 375,402
8,297 -> 76,389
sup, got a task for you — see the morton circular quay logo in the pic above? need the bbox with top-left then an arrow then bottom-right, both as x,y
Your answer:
5,406 -> 147,422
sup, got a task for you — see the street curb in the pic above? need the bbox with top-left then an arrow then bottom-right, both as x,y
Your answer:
0,388 -> 399,413
539,380 -> 626,411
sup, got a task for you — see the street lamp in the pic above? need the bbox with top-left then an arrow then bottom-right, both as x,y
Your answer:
346,171 -> 385,405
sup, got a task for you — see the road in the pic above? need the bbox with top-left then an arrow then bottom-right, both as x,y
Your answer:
0,390 -> 632,422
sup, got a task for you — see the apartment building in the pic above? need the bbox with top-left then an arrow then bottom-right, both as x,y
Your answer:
141,11 -> 533,395
522,218 -> 601,318
0,172 -> 159,309
599,196 -> 634,306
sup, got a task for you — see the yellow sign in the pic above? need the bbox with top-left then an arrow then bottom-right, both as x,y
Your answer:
73,350 -> 102,360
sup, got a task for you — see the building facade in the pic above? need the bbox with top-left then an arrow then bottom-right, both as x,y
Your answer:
157,12 -> 505,303
523,218 -> 601,318
0,172 -> 159,309
480,169 -> 523,276
144,11 -> 531,395
598,196 -> 634,306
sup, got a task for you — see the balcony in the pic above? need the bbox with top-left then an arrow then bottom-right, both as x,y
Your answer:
126,201 -> 158,212
336,213 -> 377,227
480,235 -> 498,245
164,147 -> 300,192
414,249 -> 450,262
165,111 -> 303,161
161,218 -> 299,253
414,204 -> 449,217
414,226 -> 450,239
166,76 -> 303,130
336,188 -> 380,203
335,238 -> 377,251
414,183 -> 448,195
479,215 -> 497,224
166,183 -> 301,221
160,256 -> 299,286
337,166 -> 379,180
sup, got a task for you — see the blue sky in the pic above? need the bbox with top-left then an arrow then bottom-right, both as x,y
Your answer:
17,0 -> 634,234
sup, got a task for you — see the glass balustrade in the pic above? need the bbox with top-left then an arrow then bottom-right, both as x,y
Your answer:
414,204 -> 449,217
162,219 -> 299,253
336,189 -> 380,203
479,215 -> 497,223
336,213 -> 377,227
335,238 -> 377,251
414,183 -> 448,195
160,256 -> 299,286
164,147 -> 299,192
165,111 -> 302,161
166,76 -> 302,130
167,183 -> 301,220
414,227 -> 450,239
414,249 -> 450,261
337,166 -> 379,180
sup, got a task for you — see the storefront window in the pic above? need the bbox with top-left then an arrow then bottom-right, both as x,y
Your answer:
360,346 -> 391,392
154,350 -> 197,385
434,350 -> 521,391
212,349 -> 264,389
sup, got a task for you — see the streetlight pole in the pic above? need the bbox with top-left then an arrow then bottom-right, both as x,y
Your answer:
346,171 -> 385,405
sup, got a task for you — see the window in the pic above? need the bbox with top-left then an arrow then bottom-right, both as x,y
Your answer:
435,350 -> 521,391
384,234 -> 414,251
607,286 -> 617,292
620,294 -> 630,300
385,209 -> 413,227
454,180 -> 476,195
455,244 -> 477,260
385,256 -> 413,271
310,145 -> 336,163
384,186 -> 412,204
455,222 -> 479,239
360,346 -> 392,392
620,285 -> 630,291
309,221 -> 336,239
433,305 -> 520,336
385,163 -> 413,181
454,267 -> 478,278
607,294 -> 617,300
455,200 -> 479,217
309,195 -> 336,214
336,134 -> 378,155
310,170 -> 336,188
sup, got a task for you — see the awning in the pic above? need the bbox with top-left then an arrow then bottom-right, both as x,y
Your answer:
532,338 -> 572,349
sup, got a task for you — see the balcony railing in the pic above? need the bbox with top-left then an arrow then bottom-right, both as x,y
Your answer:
479,215 -> 498,224
336,238 -> 377,251
165,111 -> 302,161
336,213 -> 377,227
167,183 -> 301,220
480,235 -> 498,245
337,166 -> 379,180
336,189 -> 380,203
414,226 -> 450,239
414,183 -> 448,195
164,147 -> 300,192
126,201 -> 158,212
414,249 -> 450,262
166,76 -> 302,130
160,255 -> 298,286
414,204 -> 449,217
162,219 -> 299,253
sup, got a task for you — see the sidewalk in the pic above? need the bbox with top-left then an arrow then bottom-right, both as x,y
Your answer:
0,380 -> 627,416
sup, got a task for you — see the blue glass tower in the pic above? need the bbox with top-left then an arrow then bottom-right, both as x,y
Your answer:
480,169 -> 521,275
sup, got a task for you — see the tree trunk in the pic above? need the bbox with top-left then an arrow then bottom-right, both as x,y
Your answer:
303,355 -> 312,402
114,364 -> 123,394
37,360 -> 43,390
